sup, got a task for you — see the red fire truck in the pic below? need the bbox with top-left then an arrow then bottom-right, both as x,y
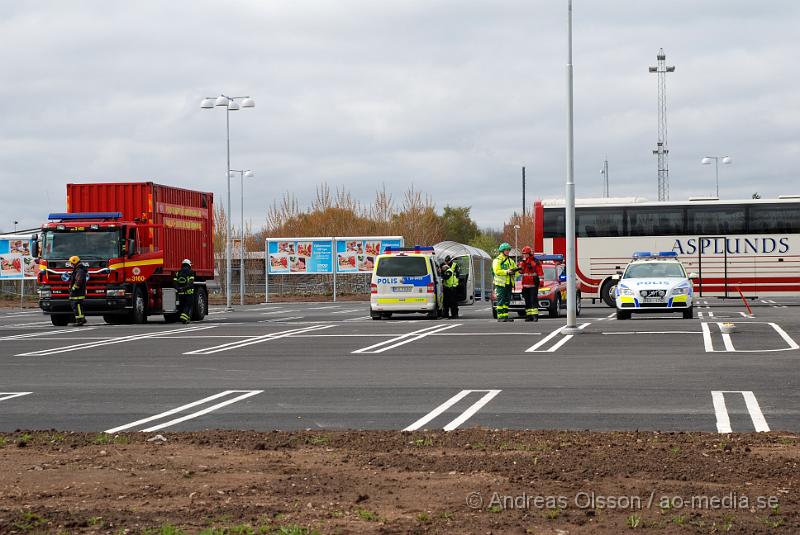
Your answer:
36,182 -> 214,326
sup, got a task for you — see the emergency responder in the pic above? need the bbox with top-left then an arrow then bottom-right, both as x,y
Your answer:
440,255 -> 460,319
492,243 -> 519,322
67,255 -> 88,326
517,246 -> 544,322
173,259 -> 195,324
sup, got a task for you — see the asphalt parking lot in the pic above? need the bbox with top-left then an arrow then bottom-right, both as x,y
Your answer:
0,297 -> 798,434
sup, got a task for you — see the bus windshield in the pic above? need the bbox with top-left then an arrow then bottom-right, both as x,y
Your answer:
624,262 -> 686,279
41,229 -> 121,261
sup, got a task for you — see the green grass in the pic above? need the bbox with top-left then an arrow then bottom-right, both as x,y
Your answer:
546,508 -> 562,520
412,437 -> 434,447
306,435 -> 329,446
18,432 -> 33,445
626,514 -> 642,529
86,516 -> 103,526
142,524 -> 187,535
416,512 -> 430,522
488,505 -> 502,514
356,509 -> 380,522
0,436 -> 7,447
13,511 -> 47,531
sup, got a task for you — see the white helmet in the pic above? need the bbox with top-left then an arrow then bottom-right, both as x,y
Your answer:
182,258 -> 192,266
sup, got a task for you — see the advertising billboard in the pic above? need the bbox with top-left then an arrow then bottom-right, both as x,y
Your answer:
0,236 -> 36,280
335,237 -> 403,273
267,238 -> 334,274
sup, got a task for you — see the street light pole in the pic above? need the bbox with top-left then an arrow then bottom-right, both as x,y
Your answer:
701,156 -> 732,198
201,94 -> 255,312
230,169 -> 254,306
563,0 -> 579,335
513,224 -> 520,256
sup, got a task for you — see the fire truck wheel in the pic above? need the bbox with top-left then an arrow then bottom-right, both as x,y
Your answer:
50,315 -> 70,327
130,287 -> 147,324
192,288 -> 207,321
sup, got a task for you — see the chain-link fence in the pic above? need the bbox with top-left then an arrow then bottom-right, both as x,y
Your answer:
0,280 -> 38,306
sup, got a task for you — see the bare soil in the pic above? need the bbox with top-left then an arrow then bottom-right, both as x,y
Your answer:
0,430 -> 796,534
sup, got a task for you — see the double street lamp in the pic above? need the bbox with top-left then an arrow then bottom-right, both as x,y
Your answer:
700,155 -> 732,198
201,94 -> 255,311
229,169 -> 254,306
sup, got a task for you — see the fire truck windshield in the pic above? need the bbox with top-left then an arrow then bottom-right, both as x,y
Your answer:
41,229 -> 121,261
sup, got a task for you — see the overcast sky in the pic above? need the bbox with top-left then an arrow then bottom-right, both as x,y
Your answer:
2,0 -> 799,233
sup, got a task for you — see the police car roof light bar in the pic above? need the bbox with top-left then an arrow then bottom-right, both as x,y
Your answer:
48,212 -> 123,221
534,254 -> 564,262
384,245 -> 435,254
657,251 -> 678,257
632,251 -> 652,258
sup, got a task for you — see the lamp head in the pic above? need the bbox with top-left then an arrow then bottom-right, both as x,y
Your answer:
215,95 -> 229,107
701,157 -> 712,165
240,97 -> 255,108
244,170 -> 255,178
227,100 -> 240,111
722,156 -> 732,164
200,98 -> 215,109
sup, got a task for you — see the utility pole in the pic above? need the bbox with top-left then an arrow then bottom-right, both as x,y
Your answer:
649,48 -> 675,201
522,166 -> 526,220
600,159 -> 609,198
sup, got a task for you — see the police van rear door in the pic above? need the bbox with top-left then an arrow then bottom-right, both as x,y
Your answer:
374,255 -> 434,302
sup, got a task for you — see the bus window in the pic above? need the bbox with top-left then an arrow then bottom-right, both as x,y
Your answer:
576,209 -> 623,237
543,209 -> 565,238
749,204 -> 800,233
687,206 -> 746,235
626,207 -> 685,236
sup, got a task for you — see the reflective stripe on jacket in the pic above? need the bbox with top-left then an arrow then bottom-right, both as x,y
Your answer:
173,268 -> 196,295
443,265 -> 459,288
517,257 -> 543,288
492,254 -> 517,287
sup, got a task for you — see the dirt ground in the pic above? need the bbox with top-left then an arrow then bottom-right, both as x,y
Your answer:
0,430 -> 796,534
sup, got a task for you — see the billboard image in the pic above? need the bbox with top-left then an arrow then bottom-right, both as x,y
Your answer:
267,238 -> 333,274
335,237 -> 403,273
0,237 -> 36,280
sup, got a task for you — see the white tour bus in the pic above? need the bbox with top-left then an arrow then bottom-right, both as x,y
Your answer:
533,196 -> 800,307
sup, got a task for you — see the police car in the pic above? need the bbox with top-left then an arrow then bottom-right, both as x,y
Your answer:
614,251 -> 696,320
370,246 -> 443,319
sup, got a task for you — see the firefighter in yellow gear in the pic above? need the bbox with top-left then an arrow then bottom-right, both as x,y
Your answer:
67,255 -> 88,326
173,259 -> 196,324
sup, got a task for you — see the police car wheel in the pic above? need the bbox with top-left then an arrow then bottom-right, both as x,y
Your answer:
601,280 -> 616,308
683,306 -> 694,319
491,306 -> 497,319
616,309 -> 631,320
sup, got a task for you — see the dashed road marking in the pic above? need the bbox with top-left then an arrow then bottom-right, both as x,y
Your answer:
0,392 -> 33,402
330,308 -> 363,314
15,325 -> 217,357
104,390 -> 263,433
185,324 -> 334,355
352,324 -> 460,354
260,309 -> 296,315
0,328 -> 96,341
525,323 -> 591,352
258,316 -> 305,323
306,305 -> 341,310
711,391 -> 770,433
403,389 -> 501,431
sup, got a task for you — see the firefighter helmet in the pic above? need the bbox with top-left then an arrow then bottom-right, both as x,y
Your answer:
68,255 -> 80,265
521,246 -> 532,254
182,258 -> 192,266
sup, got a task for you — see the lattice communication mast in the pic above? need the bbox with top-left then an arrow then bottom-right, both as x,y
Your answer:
649,48 -> 675,201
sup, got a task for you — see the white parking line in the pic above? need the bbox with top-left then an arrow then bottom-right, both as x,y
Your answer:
306,305 -> 341,310
104,390 -> 263,433
0,328 -> 95,341
15,325 -> 216,357
711,391 -> 770,433
525,323 -> 590,352
185,324 -> 334,355
344,316 -> 372,322
0,322 -> 52,329
258,316 -> 305,323
702,322 -> 799,352
261,309 -> 296,315
0,392 -> 33,402
331,308 -> 363,314
352,324 -> 460,354
403,389 -> 501,431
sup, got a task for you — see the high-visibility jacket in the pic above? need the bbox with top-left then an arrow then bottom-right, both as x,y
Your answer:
492,253 -> 517,287
173,267 -> 195,295
517,257 -> 544,288
443,265 -> 459,288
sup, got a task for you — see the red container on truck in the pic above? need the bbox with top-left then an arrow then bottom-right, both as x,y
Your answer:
36,182 -> 214,326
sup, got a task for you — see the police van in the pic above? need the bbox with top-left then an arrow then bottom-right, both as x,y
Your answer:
614,251 -> 696,320
370,246 -> 443,319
